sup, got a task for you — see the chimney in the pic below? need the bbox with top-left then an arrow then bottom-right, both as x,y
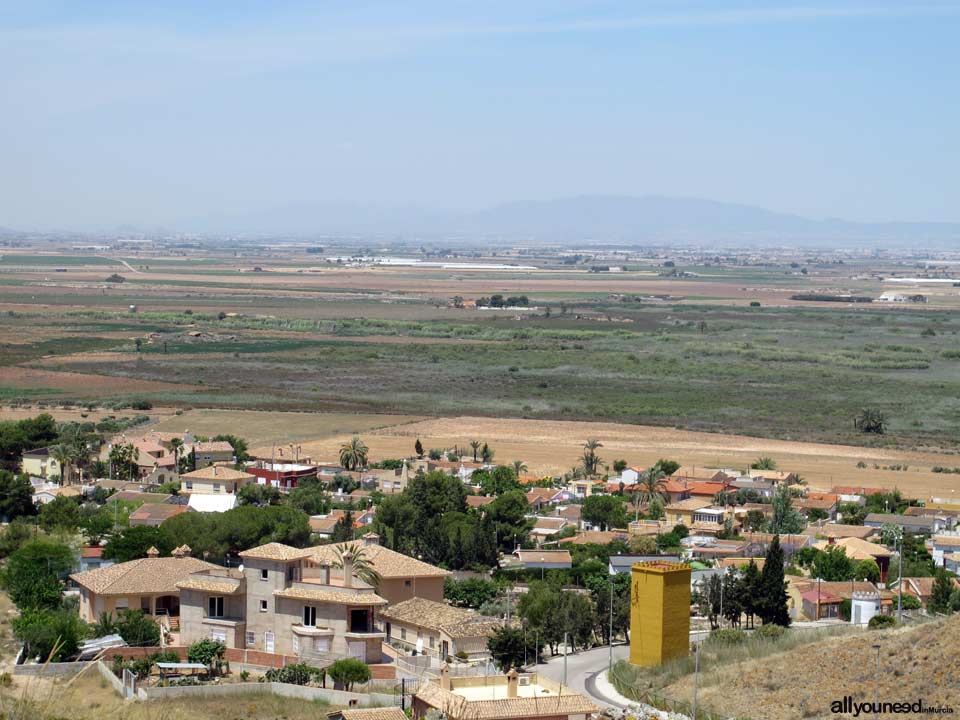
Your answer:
363,532 -> 380,547
341,551 -> 354,588
146,546 -> 160,558
439,662 -> 450,691
506,668 -> 519,698
320,560 -> 331,585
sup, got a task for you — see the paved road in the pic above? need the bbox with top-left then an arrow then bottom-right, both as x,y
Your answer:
537,643 -> 630,708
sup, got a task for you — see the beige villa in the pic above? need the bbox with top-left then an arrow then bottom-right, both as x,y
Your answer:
180,465 -> 255,494
380,597 -> 502,662
178,542 -> 388,664
71,547 -> 217,623
306,533 -> 450,606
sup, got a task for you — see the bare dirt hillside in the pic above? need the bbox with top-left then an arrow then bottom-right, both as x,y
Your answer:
667,616 -> 960,719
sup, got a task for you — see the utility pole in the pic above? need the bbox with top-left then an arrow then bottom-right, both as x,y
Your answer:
692,638 -> 701,720
896,532 -> 903,623
608,580 -> 614,670
562,631 -> 568,686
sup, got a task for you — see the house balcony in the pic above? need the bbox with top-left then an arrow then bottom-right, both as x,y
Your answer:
202,616 -> 245,628
291,624 -> 335,637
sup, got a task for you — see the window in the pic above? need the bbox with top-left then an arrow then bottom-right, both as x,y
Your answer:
260,600 -> 268,612
303,606 -> 317,627
208,596 -> 224,618
260,568 -> 269,581
429,636 -> 435,648
245,631 -> 255,647
314,637 -> 330,652
185,481 -> 193,490
210,628 -> 226,642
404,580 -> 412,587
400,628 -> 406,640
213,483 -> 221,493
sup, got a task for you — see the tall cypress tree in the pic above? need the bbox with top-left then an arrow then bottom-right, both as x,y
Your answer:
758,534 -> 791,626
928,568 -> 955,615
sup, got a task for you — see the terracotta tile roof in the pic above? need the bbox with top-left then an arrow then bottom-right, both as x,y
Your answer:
832,486 -> 885,496
309,515 -> 341,533
686,481 -> 728,497
932,535 -> 960,547
274,585 -> 387,606
306,542 -> 450,579
71,556 -> 217,595
672,466 -> 726,481
804,524 -> 876,540
554,505 -> 582,521
191,441 -> 234,453
181,465 -> 254,481
332,709 -> 408,720
380,598 -> 502,639
666,498 -> 713,512
531,517 -> 567,531
239,542 -> 314,561
81,546 -> 104,559
129,503 -> 188,526
415,679 -> 596,719
515,550 -> 572,565
812,536 -> 893,560
112,490 -> 172,504
795,496 -> 838,511
717,557 -> 766,570
663,479 -> 690,494
560,530 -> 629,546
466,495 -> 495,508
176,576 -> 243,595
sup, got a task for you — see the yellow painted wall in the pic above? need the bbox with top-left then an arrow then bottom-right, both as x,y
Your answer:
629,562 -> 691,667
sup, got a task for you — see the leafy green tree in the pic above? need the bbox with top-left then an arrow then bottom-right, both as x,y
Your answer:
0,413 -> 58,473
485,490 -> 530,551
38,495 -> 81,532
928,568 -> 956,615
327,657 -> 370,690
654,459 -> 680,476
4,538 -> 75,611
91,611 -> 118,638
582,495 -> 630,531
479,466 -> 522,497
339,436 -> 368,471
487,626 -> 536,671
286,481 -> 330,516
757,535 -> 791,627
853,559 -> 881,583
211,434 -> 249,463
812,545 -> 855,582
517,581 -> 564,654
109,442 -> 139,481
613,459 -> 628,474
0,471 -> 36,521
13,608 -> 88,661
741,559 -> 762,629
331,510 -> 355,543
444,577 -> 500,609
769,485 -> 805,535
80,505 -> 115,543
104,525 -> 174,562
0,518 -> 34,559
238,483 -> 282,506
481,443 -> 494,463
116,609 -> 161,646
633,467 -> 667,513
187,638 -> 226,670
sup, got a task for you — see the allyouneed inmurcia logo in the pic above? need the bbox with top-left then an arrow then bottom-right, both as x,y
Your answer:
832,697 -> 955,716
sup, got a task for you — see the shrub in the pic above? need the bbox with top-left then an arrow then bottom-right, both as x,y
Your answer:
754,624 -> 786,640
240,670 -> 250,682
868,614 -> 897,629
0,672 -> 12,687
115,609 -> 161,647
899,594 -> 922,610
327,657 -> 371,691
708,628 -> 747,645
263,662 -> 323,686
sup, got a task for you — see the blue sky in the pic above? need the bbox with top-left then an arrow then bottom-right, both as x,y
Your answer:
1,1 -> 958,230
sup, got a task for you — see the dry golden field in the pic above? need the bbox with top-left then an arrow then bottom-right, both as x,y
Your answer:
260,414 -> 960,499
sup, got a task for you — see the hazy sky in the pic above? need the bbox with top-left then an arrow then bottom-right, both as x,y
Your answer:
2,1 -> 959,230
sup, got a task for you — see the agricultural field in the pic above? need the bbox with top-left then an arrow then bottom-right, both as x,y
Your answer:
2,246 -> 959,493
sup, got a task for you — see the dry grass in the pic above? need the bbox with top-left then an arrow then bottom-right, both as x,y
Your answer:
661,615 -> 960,719
294,415 -> 960,499
0,672 -> 336,720
152,408 -> 425,448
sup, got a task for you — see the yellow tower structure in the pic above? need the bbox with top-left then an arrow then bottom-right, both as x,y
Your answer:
629,561 -> 691,667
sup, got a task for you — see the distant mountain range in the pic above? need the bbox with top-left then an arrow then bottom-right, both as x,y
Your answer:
6,195 -> 960,246
177,195 -> 960,246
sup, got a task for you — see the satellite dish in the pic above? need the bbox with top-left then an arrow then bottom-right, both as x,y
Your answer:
238,564 -> 244,573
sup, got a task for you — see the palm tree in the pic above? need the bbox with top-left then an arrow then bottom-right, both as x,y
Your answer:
633,467 -> 667,520
92,611 -> 118,638
581,438 -> 603,476
751,456 -> 777,471
49,443 -> 73,485
339,436 -> 369,471
469,440 -> 481,463
332,543 -> 381,589
512,460 -> 528,478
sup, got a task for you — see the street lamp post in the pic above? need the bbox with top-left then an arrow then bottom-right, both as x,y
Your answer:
692,637 -> 701,720
872,644 -> 881,720
896,532 -> 903,623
